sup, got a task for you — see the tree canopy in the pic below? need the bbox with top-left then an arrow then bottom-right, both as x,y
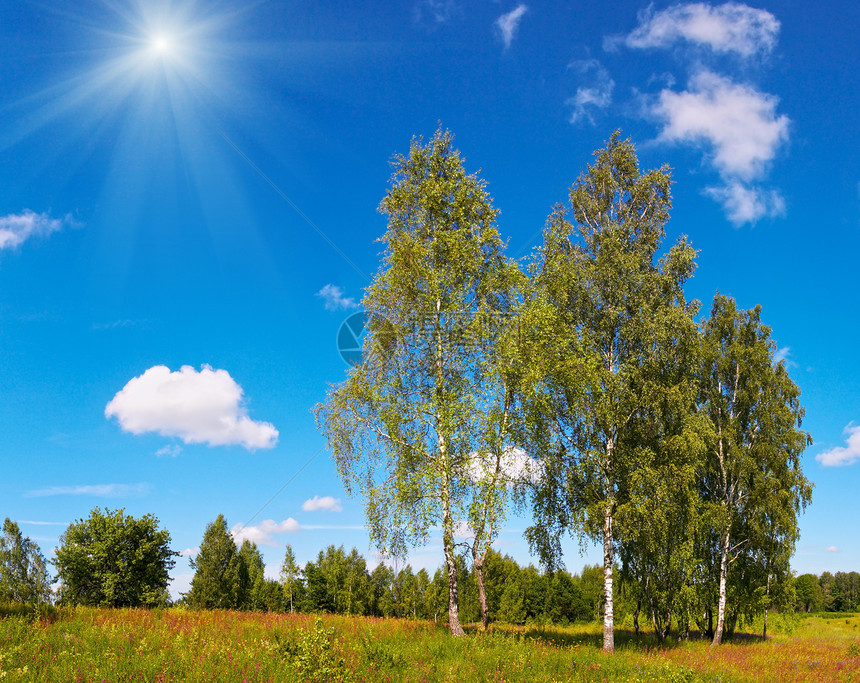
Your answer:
53,508 -> 176,607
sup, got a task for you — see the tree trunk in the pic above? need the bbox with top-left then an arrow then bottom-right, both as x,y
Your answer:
603,501 -> 615,652
633,597 -> 641,636
763,573 -> 771,638
475,556 -> 490,630
441,497 -> 465,636
712,528 -> 731,646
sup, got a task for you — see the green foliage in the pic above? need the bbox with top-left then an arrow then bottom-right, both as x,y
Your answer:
290,617 -> 353,683
53,508 -> 175,607
315,128 -> 523,635
0,518 -> 52,604
527,130 -> 698,651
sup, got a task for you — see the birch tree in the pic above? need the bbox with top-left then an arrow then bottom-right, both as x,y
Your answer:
527,132 -> 697,651
315,128 -> 521,636
699,293 -> 812,645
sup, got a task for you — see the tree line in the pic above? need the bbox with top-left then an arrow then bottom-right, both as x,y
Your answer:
5,509 -> 852,628
315,128 -> 813,649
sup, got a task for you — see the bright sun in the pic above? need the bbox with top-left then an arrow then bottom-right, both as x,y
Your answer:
150,34 -> 172,56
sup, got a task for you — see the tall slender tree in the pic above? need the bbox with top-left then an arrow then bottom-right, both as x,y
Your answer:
698,293 -> 812,645
316,128 -> 521,636
0,518 -> 51,604
186,514 -> 240,609
280,544 -> 300,613
527,132 -> 698,651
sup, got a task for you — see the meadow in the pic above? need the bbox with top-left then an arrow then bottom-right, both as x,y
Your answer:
1,606 -> 858,682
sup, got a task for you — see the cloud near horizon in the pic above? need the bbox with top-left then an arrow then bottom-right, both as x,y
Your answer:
25,483 -> 149,498
302,496 -> 343,512
495,5 -> 528,49
231,518 -> 300,546
105,365 -> 278,450
624,2 -> 780,56
816,424 -> 860,467
0,210 -> 76,250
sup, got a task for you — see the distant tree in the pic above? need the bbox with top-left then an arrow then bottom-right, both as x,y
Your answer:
54,508 -> 175,607
0,518 -> 51,604
280,544 -> 300,613
236,539 -> 265,610
185,514 -> 240,609
698,294 -> 812,645
316,129 -> 521,636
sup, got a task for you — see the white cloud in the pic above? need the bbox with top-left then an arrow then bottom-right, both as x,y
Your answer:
495,4 -> 528,49
105,365 -> 278,450
179,547 -> 199,557
773,346 -> 791,364
25,483 -> 149,498
316,284 -> 360,312
652,70 -> 789,224
826,546 -> 840,553
655,70 -> 788,181
704,182 -> 785,226
0,210 -> 75,250
230,518 -> 300,546
467,447 -> 540,485
625,2 -> 779,57
566,59 -> 615,125
301,496 -> 343,512
156,444 -> 182,458
816,424 -> 860,467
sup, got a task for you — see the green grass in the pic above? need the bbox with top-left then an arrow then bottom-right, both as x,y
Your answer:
1,608 -> 858,681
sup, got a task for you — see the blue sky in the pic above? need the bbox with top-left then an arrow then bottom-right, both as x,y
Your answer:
1,0 -> 857,598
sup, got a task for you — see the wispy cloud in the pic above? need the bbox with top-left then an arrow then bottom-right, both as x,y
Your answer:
495,5 -> 528,49
179,547 -> 199,557
826,546 -> 840,553
155,444 -> 183,458
773,346 -> 795,366
231,518 -> 300,546
652,70 -> 789,225
415,0 -> 458,24
301,495 -> 343,512
566,59 -> 614,125
816,423 -> 860,467
25,483 -> 149,498
15,520 -> 69,526
0,210 -> 77,250
105,365 -> 278,450
623,2 -> 780,57
316,284 -> 360,312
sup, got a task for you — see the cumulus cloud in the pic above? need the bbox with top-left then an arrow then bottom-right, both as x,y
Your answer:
704,182 -> 785,225
652,70 -> 789,224
105,365 -> 278,450
25,483 -> 149,498
655,71 -> 788,180
0,210 -> 76,250
566,59 -> 615,125
179,547 -> 199,557
316,284 -> 360,312
302,496 -> 343,512
816,424 -> 860,467
231,518 -> 300,546
495,4 -> 528,49
624,2 -> 780,57
467,447 -> 540,485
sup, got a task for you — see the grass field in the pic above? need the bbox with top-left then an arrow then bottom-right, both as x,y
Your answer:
1,607 -> 859,682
